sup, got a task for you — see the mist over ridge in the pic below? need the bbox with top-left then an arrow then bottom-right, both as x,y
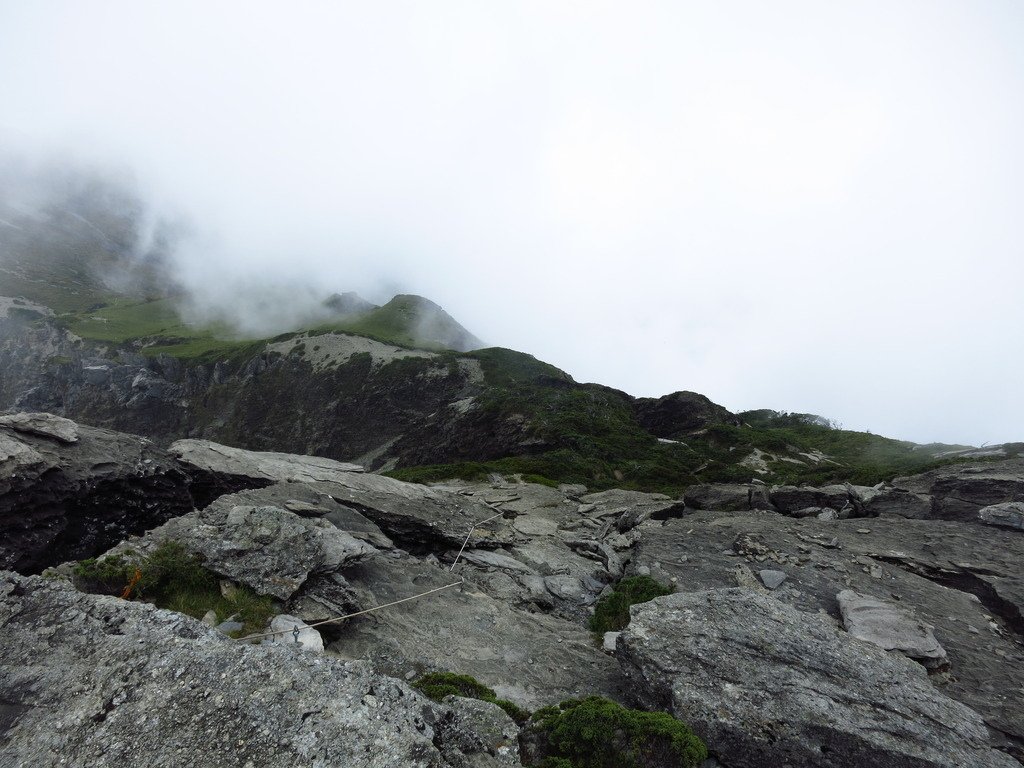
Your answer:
1,2 -> 1022,445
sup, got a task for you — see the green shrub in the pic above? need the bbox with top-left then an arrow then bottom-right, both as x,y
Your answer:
413,672 -> 530,724
527,696 -> 707,768
74,541 -> 275,637
589,576 -> 674,634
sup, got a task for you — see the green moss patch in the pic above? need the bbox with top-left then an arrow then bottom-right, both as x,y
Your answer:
526,696 -> 707,768
589,576 -> 674,634
74,541 -> 275,637
412,672 -> 530,724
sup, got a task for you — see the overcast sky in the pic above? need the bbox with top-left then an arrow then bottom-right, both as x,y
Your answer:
1,1 -> 1021,445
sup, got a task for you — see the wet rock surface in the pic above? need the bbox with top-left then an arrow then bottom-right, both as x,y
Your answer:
619,589 -> 1021,768
0,572 -> 511,768
0,415 -> 192,572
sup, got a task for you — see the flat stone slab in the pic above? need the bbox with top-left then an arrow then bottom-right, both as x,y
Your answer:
837,589 -> 947,669
170,438 -> 365,481
0,412 -> 79,443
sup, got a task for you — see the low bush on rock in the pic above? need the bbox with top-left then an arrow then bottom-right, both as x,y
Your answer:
74,541 -> 275,637
589,576 -> 673,633
523,696 -> 707,768
412,672 -> 530,724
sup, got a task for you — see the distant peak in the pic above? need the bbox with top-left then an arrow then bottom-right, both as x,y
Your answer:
323,291 -> 378,317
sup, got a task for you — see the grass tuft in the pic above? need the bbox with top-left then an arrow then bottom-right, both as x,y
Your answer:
413,672 -> 531,724
74,541 -> 276,637
526,696 -> 707,768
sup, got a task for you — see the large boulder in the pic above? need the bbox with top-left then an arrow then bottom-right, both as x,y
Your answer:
626,511 -> 1024,756
633,391 -> 737,439
979,502 -> 1024,531
683,484 -> 754,512
328,553 -> 624,709
770,484 -> 851,514
618,589 -> 1019,768
0,411 -> 79,443
864,488 -> 933,519
104,489 -> 378,601
0,414 -> 193,573
0,572 -> 510,767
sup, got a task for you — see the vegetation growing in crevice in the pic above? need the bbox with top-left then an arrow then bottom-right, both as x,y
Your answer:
74,541 -> 275,637
412,672 -> 530,724
589,576 -> 674,634
524,696 -> 707,768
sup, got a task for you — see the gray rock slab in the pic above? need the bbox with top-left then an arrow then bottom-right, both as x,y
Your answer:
837,589 -> 947,669
0,572 -> 507,767
458,549 -> 535,573
172,442 -> 510,550
893,459 -> 1024,523
626,511 -> 1024,753
210,482 -> 394,548
618,589 -> 1020,768
314,474 -> 513,550
0,411 -> 79,443
170,438 -> 366,479
579,488 -> 679,520
328,554 -> 624,709
979,501 -> 1024,531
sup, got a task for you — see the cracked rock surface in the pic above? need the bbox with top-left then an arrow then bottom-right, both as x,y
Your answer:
619,588 -> 1021,768
627,511 -> 1024,758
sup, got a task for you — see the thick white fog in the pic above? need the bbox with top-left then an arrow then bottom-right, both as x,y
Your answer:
1,1 -> 1021,445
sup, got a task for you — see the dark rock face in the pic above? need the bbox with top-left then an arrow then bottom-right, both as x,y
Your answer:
770,484 -> 850,514
683,483 -> 755,512
633,391 -> 737,439
0,572 -> 510,767
0,415 -> 192,573
618,589 -> 1020,768
864,487 -> 933,518
0,313 -> 486,471
892,460 -> 1024,523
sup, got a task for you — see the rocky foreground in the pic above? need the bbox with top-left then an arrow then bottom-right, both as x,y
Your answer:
1,413 -> 1023,767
